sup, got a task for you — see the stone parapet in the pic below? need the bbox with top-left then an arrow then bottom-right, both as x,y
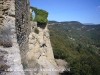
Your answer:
0,0 -> 10,26
0,0 -> 30,75
15,0 -> 30,61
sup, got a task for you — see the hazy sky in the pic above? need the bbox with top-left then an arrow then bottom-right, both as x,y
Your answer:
30,0 -> 100,24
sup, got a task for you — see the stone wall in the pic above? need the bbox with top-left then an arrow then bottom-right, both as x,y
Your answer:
0,0 -> 15,49
0,0 -> 25,75
0,0 -> 9,31
15,0 -> 30,61
0,0 -> 30,50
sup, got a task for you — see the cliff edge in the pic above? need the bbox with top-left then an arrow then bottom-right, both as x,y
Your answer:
25,21 -> 59,75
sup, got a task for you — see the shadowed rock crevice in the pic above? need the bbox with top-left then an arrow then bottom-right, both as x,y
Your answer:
40,43 -> 47,47
37,22 -> 47,29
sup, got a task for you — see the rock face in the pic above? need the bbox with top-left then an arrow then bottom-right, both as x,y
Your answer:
15,0 -> 30,63
0,0 -> 30,75
27,21 -> 59,75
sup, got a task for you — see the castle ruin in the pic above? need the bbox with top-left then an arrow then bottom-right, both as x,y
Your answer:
0,0 -> 30,75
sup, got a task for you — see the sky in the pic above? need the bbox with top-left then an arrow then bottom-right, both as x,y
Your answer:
30,0 -> 100,24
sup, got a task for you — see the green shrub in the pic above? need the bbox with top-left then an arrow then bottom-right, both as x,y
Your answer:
34,28 -> 39,34
30,6 -> 48,24
53,48 -> 66,59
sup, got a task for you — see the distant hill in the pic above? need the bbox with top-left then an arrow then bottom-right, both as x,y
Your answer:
48,21 -> 100,75
83,23 -> 95,25
48,21 -> 99,26
48,20 -> 58,23
48,20 -> 82,24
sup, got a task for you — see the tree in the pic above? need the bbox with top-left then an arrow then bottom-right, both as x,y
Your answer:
30,6 -> 48,24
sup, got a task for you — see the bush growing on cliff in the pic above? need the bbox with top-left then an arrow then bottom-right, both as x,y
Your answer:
34,28 -> 39,34
30,6 -> 48,24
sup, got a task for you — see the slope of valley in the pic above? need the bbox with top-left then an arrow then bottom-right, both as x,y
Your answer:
48,21 -> 100,75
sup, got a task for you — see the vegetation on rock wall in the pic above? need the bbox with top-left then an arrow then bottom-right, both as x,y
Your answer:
34,28 -> 39,34
30,6 -> 48,24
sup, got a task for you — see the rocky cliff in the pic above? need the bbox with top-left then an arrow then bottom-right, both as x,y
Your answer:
0,0 -> 67,75
25,21 -> 59,75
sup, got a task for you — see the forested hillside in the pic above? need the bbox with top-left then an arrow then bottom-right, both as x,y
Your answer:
48,21 -> 100,75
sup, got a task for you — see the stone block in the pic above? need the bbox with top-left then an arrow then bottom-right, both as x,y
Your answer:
0,4 -> 2,8
0,18 -> 3,21
0,20 -> 2,25
0,11 -> 3,16
0,1 -> 3,4
2,5 -> 8,10
0,16 -> 3,18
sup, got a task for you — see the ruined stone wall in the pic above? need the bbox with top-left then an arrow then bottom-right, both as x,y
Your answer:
0,0 -> 25,75
0,0 -> 10,29
15,0 -> 30,61
0,0 -> 30,74
0,0 -> 15,48
0,0 -> 30,52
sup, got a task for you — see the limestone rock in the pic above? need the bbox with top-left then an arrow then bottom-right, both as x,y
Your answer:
27,21 -> 59,75
0,0 -> 25,75
55,59 -> 68,73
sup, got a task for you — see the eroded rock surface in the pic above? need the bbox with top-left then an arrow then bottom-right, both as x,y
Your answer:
26,21 -> 59,75
0,0 -> 25,75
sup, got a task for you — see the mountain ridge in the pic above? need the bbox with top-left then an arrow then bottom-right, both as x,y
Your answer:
48,20 -> 100,26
